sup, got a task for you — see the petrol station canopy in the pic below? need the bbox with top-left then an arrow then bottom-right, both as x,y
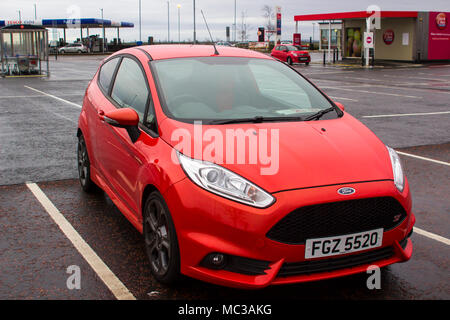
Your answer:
0,19 -> 134,29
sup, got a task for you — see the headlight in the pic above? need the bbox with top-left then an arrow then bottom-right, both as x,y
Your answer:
387,146 -> 405,192
292,53 -> 298,57
177,152 -> 275,208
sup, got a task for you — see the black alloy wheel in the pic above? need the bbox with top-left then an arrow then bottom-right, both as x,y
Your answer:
143,191 -> 180,284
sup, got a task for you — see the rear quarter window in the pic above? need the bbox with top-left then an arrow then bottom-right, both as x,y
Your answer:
98,58 -> 120,93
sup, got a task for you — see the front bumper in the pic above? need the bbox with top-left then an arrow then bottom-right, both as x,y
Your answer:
163,178 -> 415,289
293,55 -> 311,63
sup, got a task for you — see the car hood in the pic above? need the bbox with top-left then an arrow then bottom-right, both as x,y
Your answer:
292,50 -> 309,54
159,114 -> 393,193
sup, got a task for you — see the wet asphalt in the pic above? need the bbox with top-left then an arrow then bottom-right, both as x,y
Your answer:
0,55 -> 449,300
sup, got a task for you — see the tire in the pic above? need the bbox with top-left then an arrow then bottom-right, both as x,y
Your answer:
77,50 -> 82,54
287,57 -> 293,65
305,62 -> 310,66
60,50 -> 65,54
77,134 -> 96,192
143,191 -> 180,284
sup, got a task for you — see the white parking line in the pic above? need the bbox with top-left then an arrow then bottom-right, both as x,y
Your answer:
322,86 -> 421,98
395,151 -> 450,166
26,182 -> 136,300
414,227 -> 450,246
329,96 -> 359,102
24,86 -> 82,108
363,111 -> 450,118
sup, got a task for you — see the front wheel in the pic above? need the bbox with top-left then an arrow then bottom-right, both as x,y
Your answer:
287,57 -> 293,65
143,191 -> 180,284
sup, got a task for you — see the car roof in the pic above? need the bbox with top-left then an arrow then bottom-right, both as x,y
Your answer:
136,45 -> 272,60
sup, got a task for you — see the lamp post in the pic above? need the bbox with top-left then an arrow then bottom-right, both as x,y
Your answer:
177,4 -> 181,43
101,8 -> 105,53
167,1 -> 170,43
139,0 -> 142,42
233,0 -> 236,43
18,10 -> 22,22
193,0 -> 196,44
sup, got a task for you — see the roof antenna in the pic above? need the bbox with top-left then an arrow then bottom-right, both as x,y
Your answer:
200,9 -> 219,55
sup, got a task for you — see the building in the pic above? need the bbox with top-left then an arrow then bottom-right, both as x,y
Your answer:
294,11 -> 450,62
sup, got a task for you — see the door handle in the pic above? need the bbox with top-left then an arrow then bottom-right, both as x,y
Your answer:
98,110 -> 105,121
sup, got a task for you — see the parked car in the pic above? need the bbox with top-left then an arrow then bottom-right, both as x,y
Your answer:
216,41 -> 232,47
233,41 -> 249,49
58,43 -> 88,54
77,45 -> 414,289
271,44 -> 311,65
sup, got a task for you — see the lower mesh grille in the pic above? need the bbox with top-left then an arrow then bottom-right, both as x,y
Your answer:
278,246 -> 394,277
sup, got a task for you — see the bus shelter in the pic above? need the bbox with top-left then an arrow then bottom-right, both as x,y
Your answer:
0,24 -> 49,77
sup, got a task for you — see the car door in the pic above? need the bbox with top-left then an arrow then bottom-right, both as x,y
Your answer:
278,46 -> 288,61
95,55 -> 152,217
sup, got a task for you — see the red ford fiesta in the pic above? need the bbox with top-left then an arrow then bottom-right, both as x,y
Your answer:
77,45 -> 414,289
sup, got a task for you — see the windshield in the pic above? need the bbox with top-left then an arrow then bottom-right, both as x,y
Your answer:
151,57 -> 336,123
286,46 -> 298,51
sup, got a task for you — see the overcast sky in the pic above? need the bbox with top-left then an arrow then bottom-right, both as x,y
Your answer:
3,0 -> 450,42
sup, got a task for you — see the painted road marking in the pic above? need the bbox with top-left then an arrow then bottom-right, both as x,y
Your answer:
26,182 -> 136,300
0,93 -> 84,99
414,227 -> 450,246
329,96 -> 359,102
321,85 -> 421,99
396,151 -> 450,167
24,86 -> 82,108
363,111 -> 450,118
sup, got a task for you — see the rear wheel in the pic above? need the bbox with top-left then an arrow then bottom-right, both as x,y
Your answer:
143,191 -> 180,284
77,134 -> 95,192
305,62 -> 310,66
77,50 -> 82,54
287,57 -> 293,65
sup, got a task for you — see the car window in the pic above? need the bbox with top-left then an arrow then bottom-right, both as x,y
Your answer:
279,46 -> 286,51
98,57 -> 120,94
111,57 -> 149,123
286,46 -> 298,51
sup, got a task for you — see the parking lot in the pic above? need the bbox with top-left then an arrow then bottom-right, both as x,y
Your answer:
0,54 -> 449,300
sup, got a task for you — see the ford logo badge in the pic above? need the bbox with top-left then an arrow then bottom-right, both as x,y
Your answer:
337,187 -> 355,195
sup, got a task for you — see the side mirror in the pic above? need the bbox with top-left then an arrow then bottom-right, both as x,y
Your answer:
334,102 -> 345,112
101,108 -> 141,143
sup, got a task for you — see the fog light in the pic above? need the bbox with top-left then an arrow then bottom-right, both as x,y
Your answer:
210,253 -> 225,266
201,253 -> 228,270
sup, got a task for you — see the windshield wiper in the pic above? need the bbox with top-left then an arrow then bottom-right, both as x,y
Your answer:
209,116 -> 303,125
304,107 -> 336,121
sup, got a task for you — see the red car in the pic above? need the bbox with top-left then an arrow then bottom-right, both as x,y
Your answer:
77,45 -> 414,289
271,44 -> 311,65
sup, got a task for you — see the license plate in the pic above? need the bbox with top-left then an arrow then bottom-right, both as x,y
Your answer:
299,57 -> 308,60
305,228 -> 383,259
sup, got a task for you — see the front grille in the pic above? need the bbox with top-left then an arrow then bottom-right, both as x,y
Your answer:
278,246 -> 395,277
267,197 -> 407,245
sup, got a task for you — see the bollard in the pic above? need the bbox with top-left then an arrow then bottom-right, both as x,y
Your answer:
323,50 -> 326,65
333,48 -> 336,63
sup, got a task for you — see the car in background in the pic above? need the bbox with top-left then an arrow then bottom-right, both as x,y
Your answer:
233,41 -> 249,49
271,44 -> 311,65
58,43 -> 88,54
280,40 -> 292,45
216,41 -> 232,47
